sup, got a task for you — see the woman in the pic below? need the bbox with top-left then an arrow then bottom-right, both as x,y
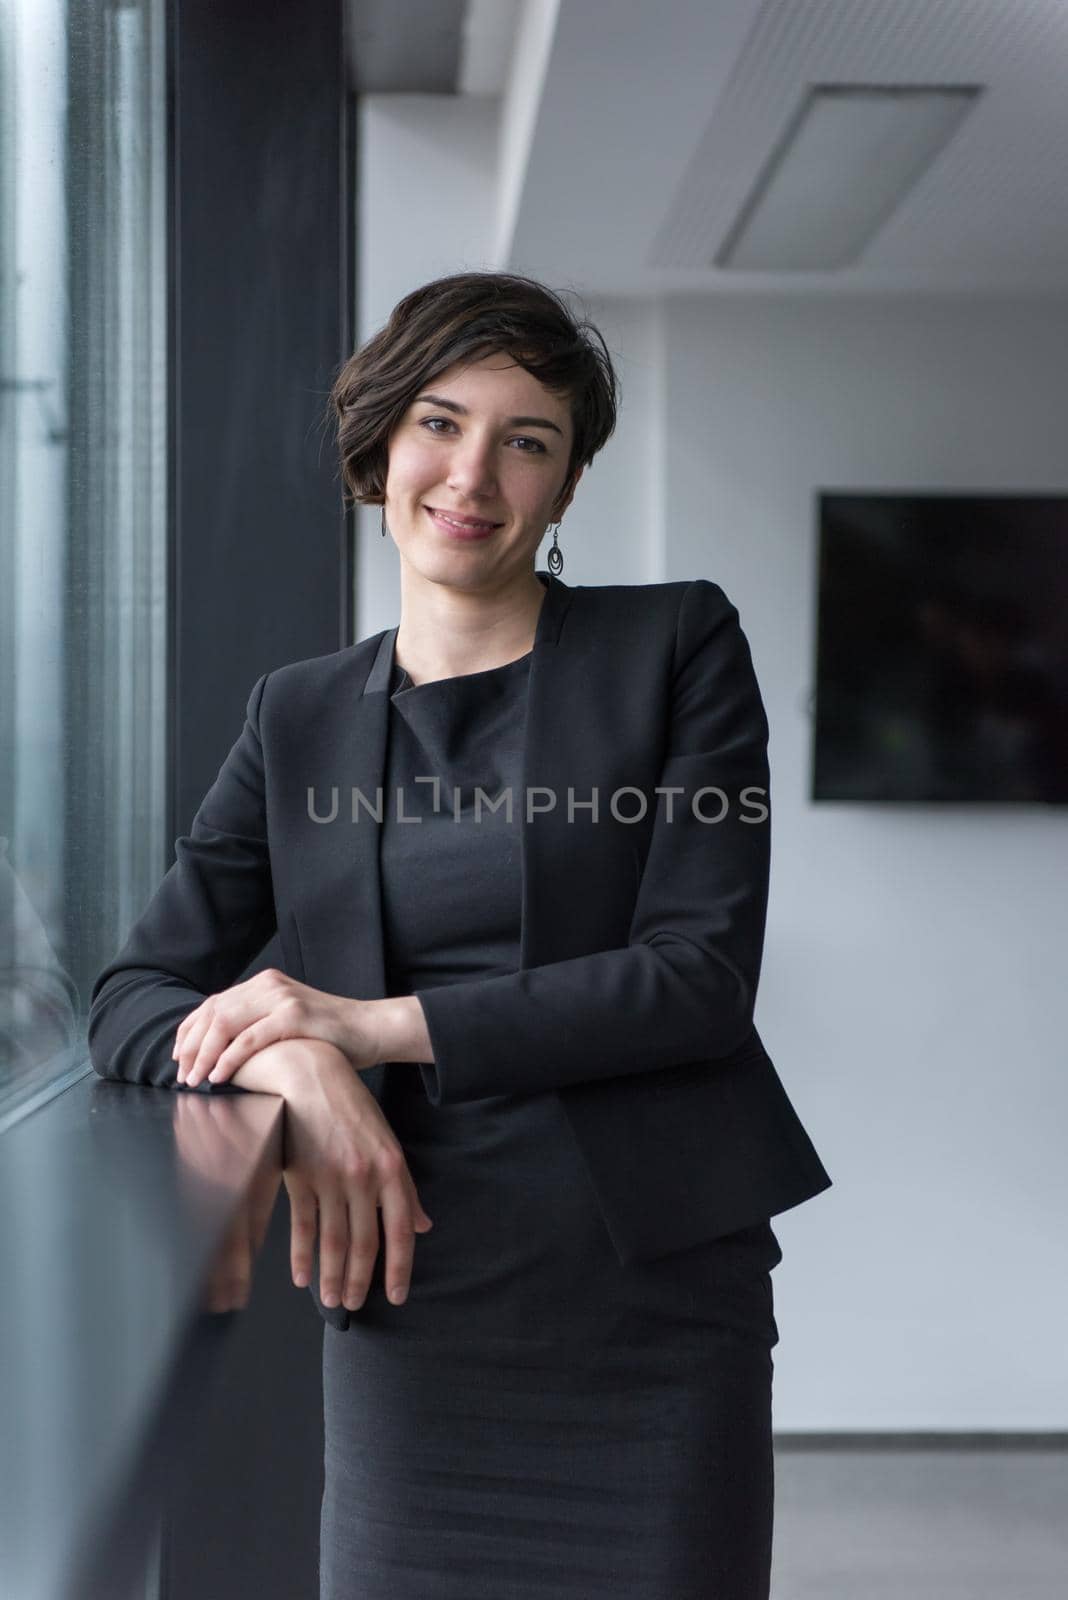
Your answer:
89,271 -> 831,1599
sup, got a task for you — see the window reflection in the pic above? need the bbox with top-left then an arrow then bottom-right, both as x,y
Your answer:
0,0 -> 167,1123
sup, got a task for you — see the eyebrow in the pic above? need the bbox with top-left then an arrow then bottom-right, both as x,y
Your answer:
413,393 -> 564,437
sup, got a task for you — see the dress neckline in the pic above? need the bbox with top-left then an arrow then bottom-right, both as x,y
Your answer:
391,649 -> 533,696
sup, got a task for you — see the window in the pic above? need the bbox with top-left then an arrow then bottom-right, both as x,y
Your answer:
0,0 -> 167,1126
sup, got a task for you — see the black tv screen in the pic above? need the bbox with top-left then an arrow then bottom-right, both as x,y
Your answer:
813,493 -> 1068,803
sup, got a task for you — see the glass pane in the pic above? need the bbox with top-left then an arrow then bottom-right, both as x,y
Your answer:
0,0 -> 168,1126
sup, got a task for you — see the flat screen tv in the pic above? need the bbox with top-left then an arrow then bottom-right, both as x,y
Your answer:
812,493 -> 1068,803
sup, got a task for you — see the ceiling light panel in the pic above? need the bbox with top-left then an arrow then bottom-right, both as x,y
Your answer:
716,84 -> 981,271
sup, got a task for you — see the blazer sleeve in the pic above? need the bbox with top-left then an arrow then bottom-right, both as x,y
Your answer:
88,673 -> 277,1088
414,578 -> 772,1105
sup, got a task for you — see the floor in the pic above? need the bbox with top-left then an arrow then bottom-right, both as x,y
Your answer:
771,1444 -> 1068,1598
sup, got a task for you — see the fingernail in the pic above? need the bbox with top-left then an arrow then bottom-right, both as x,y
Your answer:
389,1287 -> 407,1305
207,1067 -> 220,1082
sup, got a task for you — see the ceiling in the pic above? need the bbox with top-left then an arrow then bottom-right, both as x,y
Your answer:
347,0 -> 1068,297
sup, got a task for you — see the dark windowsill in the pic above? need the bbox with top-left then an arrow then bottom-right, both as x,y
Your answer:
0,1060 -> 284,1600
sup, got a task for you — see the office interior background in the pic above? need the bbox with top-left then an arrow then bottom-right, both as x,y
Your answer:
1,1 -> 1066,1596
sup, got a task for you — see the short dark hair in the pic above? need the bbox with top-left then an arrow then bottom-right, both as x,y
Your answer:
325,270 -> 620,515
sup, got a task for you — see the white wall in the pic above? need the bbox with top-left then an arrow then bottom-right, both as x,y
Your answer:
660,293 -> 1068,1429
357,100 -> 1068,1428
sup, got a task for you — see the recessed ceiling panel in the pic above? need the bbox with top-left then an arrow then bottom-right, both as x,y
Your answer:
649,0 -> 1068,289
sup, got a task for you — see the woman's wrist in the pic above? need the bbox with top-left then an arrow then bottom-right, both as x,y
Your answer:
225,1040 -> 314,1097
367,995 -> 433,1065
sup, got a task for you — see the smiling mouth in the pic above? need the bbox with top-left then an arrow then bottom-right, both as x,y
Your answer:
425,505 -> 503,532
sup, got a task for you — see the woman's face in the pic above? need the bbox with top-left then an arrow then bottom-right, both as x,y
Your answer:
383,352 -> 582,592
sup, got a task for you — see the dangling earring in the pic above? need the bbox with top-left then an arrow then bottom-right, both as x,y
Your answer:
380,504 -> 388,539
547,519 -> 564,576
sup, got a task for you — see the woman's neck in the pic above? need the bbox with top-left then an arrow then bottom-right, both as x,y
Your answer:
394,570 -> 547,687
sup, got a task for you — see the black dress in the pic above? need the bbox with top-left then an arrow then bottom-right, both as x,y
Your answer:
319,647 -> 783,1600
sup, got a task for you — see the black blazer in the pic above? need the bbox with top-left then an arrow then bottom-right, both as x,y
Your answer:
90,570 -> 831,1326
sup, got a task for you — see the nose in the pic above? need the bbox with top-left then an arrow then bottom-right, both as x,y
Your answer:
445,431 -> 498,498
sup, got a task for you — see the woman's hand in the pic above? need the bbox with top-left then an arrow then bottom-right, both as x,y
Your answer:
173,969 -> 381,1087
241,1039 -> 434,1311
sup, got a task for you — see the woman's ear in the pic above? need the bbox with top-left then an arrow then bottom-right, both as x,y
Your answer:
554,465 -> 584,520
